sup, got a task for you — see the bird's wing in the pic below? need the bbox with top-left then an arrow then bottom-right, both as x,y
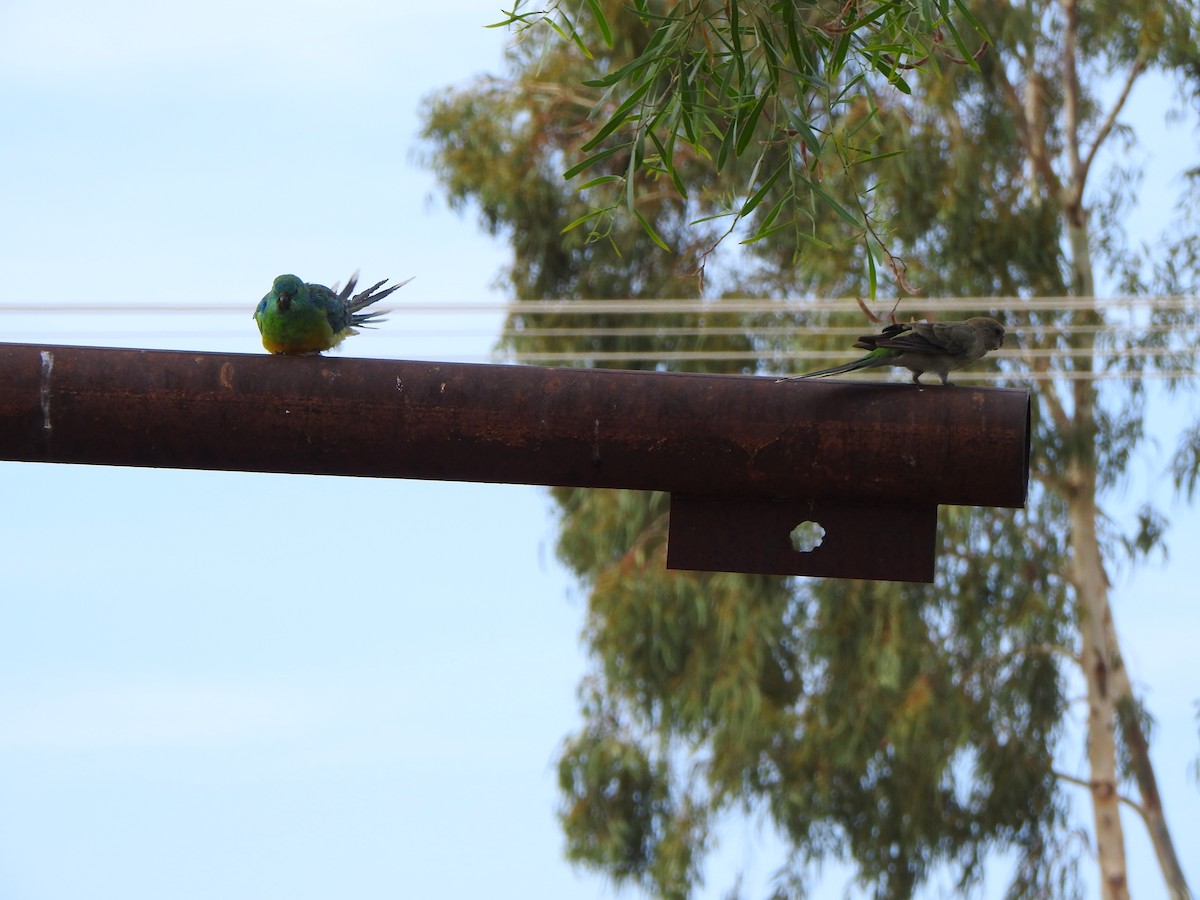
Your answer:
307,283 -> 354,333
852,323 -> 910,351
920,321 -> 983,355
866,323 -> 954,356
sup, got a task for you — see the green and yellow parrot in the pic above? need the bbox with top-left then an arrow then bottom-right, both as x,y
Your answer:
253,272 -> 412,354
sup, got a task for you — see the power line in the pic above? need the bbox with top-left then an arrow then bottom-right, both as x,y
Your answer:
3,296 -> 1197,380
0,295 -> 1197,315
495,348 -> 1188,361
4,326 -> 1187,341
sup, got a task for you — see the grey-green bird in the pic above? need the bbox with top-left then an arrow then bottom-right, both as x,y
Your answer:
780,317 -> 1005,385
254,271 -> 413,354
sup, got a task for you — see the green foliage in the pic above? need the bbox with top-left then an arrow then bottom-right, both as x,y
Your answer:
557,724 -> 670,880
1193,702 -> 1200,788
557,682 -> 713,899
421,5 -> 719,303
547,487 -> 1076,897
490,0 -> 990,274
420,1 -> 1200,896
1172,423 -> 1200,500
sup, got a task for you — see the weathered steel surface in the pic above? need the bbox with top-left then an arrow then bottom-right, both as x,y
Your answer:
667,495 -> 938,582
0,343 -> 1031,581
0,344 -> 1030,512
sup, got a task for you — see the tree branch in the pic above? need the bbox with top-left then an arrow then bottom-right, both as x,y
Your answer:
965,641 -> 1080,680
992,48 -> 1063,199
1052,768 -> 1146,820
1080,57 -> 1148,187
1060,0 -> 1085,213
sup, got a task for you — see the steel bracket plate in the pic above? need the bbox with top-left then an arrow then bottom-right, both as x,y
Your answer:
667,494 -> 938,582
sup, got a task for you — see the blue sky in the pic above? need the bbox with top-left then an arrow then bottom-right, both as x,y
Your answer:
0,2 -> 1197,898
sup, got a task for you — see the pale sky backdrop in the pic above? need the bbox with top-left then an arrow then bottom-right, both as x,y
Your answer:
0,2 -> 1196,898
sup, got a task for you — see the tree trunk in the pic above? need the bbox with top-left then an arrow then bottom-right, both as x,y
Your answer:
1062,203 -> 1132,900
1105,624 -> 1194,900
1058,1 -> 1132,889
1067,472 -> 1130,900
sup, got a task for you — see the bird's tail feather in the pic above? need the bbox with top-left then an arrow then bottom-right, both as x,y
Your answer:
332,270 -> 360,302
344,275 -> 415,327
775,357 -> 880,382
348,276 -> 414,312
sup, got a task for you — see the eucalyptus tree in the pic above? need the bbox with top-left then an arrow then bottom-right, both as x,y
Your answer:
422,2 -> 1199,896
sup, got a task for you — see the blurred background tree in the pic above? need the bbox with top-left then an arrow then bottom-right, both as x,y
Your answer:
421,1 -> 1199,896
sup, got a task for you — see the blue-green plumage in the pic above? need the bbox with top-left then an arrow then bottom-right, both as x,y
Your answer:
254,271 -> 412,354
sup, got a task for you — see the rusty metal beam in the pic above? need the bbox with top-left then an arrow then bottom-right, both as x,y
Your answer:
0,343 -> 1030,581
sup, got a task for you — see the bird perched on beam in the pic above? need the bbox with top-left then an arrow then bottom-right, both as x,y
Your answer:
779,317 -> 1005,385
254,272 -> 412,354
